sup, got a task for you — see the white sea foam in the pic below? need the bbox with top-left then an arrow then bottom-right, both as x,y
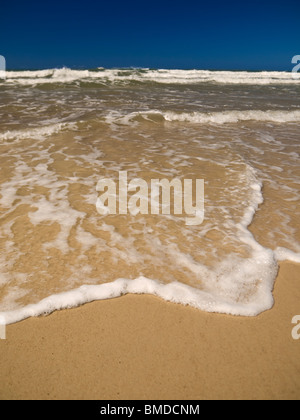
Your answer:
3,68 -> 300,86
275,247 -> 300,263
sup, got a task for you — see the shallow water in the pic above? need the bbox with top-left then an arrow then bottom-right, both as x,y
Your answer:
0,69 -> 299,323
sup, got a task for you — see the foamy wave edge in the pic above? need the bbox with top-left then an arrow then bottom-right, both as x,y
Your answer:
2,247 -> 300,325
0,275 -> 273,325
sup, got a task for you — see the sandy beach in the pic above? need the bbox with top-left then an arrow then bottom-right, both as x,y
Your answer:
0,261 -> 299,400
2,0 -> 300,404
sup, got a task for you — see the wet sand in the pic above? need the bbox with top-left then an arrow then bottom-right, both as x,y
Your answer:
0,261 -> 299,400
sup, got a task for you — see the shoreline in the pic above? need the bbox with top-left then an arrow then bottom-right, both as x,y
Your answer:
0,261 -> 300,400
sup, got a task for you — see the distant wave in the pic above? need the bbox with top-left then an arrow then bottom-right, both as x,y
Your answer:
105,109 -> 300,125
162,109 -> 300,124
2,68 -> 300,86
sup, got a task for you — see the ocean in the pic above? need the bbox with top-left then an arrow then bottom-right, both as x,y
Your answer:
0,68 -> 299,324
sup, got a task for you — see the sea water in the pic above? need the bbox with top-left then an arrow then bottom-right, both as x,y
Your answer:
0,68 -> 299,324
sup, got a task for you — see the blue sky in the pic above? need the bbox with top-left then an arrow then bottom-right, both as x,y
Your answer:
1,0 -> 299,70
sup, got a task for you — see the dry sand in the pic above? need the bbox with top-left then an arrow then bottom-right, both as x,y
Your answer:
0,261 -> 299,400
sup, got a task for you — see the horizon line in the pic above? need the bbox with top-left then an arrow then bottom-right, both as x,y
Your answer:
4,66 -> 293,73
